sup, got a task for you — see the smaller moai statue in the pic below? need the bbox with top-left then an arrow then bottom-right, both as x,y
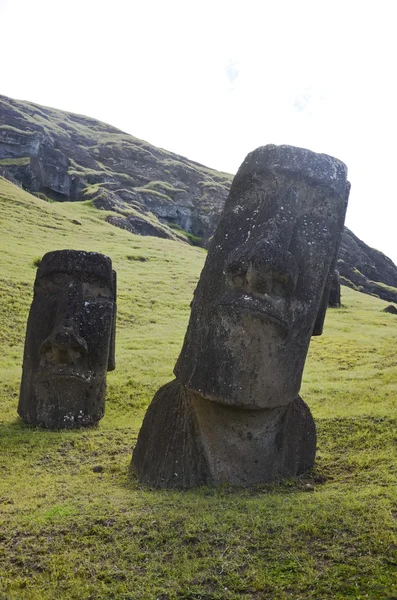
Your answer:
328,270 -> 342,307
132,144 -> 350,488
18,250 -> 116,428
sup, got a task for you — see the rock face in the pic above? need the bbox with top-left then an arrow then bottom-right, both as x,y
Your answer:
337,228 -> 397,303
383,304 -> 397,315
0,94 -> 231,245
18,250 -> 117,428
132,145 -> 349,488
1,93 -> 397,302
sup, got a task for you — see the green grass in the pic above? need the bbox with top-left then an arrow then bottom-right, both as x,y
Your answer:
134,187 -> 175,203
0,176 -> 397,599
0,156 -> 31,166
368,279 -> 397,294
139,180 -> 187,194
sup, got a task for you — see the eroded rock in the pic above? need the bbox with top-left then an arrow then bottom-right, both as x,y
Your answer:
383,304 -> 397,314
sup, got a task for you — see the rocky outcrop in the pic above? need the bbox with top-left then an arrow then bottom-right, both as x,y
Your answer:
0,94 -> 231,244
337,228 -> 397,303
383,305 -> 397,314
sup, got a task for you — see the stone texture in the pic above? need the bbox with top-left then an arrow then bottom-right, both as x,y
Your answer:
132,145 -> 349,487
133,380 -> 316,488
106,215 -> 176,240
175,145 -> 349,409
0,94 -> 231,244
338,228 -> 397,303
18,250 -> 116,428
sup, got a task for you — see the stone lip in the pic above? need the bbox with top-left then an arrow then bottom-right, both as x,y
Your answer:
217,291 -> 290,337
34,367 -> 91,383
238,145 -> 348,198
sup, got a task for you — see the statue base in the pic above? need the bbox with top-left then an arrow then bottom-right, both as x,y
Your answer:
132,379 -> 316,488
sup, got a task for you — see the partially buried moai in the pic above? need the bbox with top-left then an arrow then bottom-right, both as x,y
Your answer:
18,250 -> 116,428
132,145 -> 349,487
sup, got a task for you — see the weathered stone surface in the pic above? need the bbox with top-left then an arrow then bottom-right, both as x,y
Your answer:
132,145 -> 349,487
175,145 -> 349,409
133,380 -> 316,488
338,228 -> 397,303
18,250 -> 116,428
0,94 -> 232,243
106,215 -> 177,240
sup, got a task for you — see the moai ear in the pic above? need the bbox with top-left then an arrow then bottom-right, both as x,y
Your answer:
107,270 -> 117,371
312,268 -> 333,336
312,181 -> 350,337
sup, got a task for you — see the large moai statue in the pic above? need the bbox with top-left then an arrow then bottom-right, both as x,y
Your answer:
18,250 -> 117,428
132,145 -> 349,487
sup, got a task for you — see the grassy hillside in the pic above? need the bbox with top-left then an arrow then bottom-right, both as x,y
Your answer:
0,177 -> 396,599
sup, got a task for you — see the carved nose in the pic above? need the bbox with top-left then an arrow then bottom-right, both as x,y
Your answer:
226,241 -> 298,298
41,321 -> 88,364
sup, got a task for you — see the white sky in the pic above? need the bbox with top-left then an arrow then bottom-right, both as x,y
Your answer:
1,0 -> 397,262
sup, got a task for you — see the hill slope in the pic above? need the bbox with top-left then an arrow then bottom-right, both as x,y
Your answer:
2,93 -> 397,303
0,94 -> 232,245
0,177 -> 397,599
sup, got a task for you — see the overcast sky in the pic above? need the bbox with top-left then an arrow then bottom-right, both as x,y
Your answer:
2,0 -> 397,262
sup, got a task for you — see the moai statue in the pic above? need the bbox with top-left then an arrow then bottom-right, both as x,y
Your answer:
18,250 -> 116,428
132,145 -> 349,487
328,270 -> 341,307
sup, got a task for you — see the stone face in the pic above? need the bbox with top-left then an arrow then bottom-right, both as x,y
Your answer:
132,145 -> 349,488
18,250 -> 116,428
175,145 -> 349,409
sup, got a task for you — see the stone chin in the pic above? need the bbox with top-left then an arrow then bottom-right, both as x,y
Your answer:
32,373 -> 105,428
178,310 -> 304,411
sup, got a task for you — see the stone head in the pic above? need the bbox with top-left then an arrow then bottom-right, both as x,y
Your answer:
18,250 -> 116,428
175,145 -> 349,409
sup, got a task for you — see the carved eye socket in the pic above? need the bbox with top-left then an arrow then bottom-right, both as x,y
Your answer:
83,281 -> 113,300
226,258 -> 247,289
35,274 -> 67,294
